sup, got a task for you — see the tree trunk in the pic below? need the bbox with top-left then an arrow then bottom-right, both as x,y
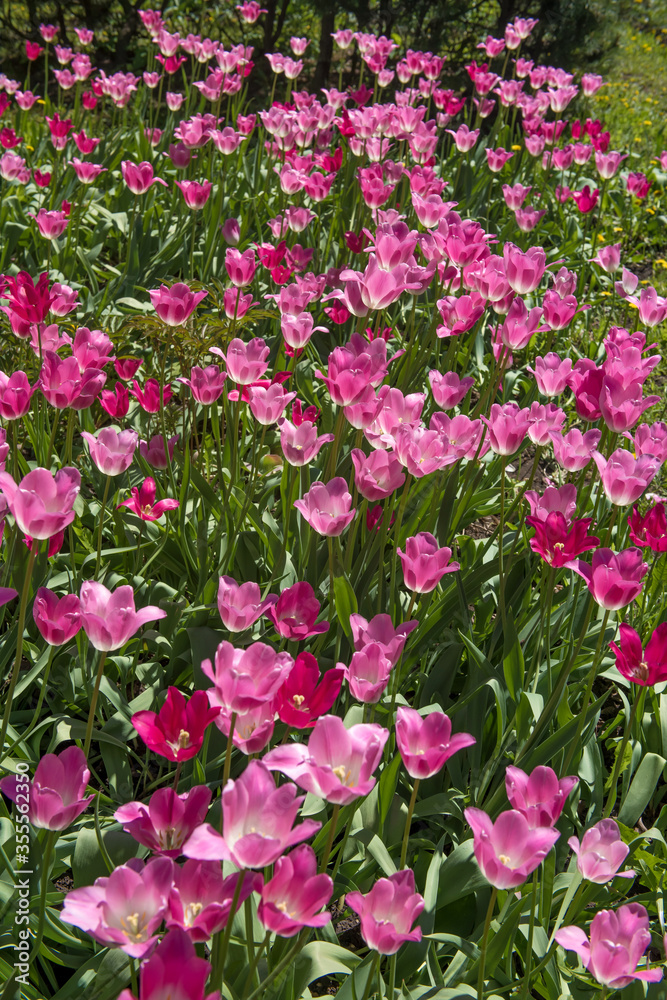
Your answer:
312,6 -> 335,95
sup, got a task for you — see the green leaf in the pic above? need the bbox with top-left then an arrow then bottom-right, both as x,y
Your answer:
333,574 -> 358,639
502,615 -> 524,703
617,752 -> 666,826
291,941 -> 359,1000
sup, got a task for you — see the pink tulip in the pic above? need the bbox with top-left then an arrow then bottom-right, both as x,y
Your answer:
315,346 -> 376,406
503,243 -> 546,294
258,845 -> 332,937
610,622 -> 667,686
628,502 -> 667,552
39,352 -> 107,409
628,286 -> 667,327
248,383 -> 297,425
116,927 -> 212,1000
221,218 -> 240,244
281,311 -> 327,351
0,466 -> 80,539
428,370 -> 474,409
81,427 -> 138,476
482,402 -> 532,455
592,243 -> 621,272
592,449 -> 659,505
215,700 -> 276,754
166,863 -> 260,942
132,687 -> 220,761
69,157 -> 107,184
398,532 -> 460,593
263,714 -> 389,805
202,640 -> 293,714
61,856 -> 174,958
349,613 -> 418,666
115,786 -> 212,857
505,765 -> 578,827
225,247 -> 257,286
0,746 -> 92,830
266,581 -> 329,640
139,434 -> 179,469
346,869 -> 424,955
182,759 -> 321,868
148,282 -> 207,326
351,448 -> 406,501
33,588 -> 81,645
32,208 -> 68,240
294,478 -> 356,536
179,364 -> 226,404
175,179 -> 212,209
465,807 -> 560,889
213,337 -> 269,384
527,353 -> 573,397
132,379 -> 173,414
631,421 -> 667,462
80,581 -> 166,651
342,643 -> 393,703
396,707 -> 476,779
555,904 -> 662,988
121,159 -> 168,194
568,818 -> 635,883
568,548 -> 649,610
549,427 -> 601,472
117,477 -> 179,521
275,652 -> 344,728
0,370 -> 36,419
217,576 -> 277,633
279,419 -> 334,467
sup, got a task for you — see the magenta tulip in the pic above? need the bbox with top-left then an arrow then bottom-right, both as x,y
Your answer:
0,746 -> 92,830
132,687 -> 220,762
79,581 -> 166,651
396,707 -> 476,779
33,587 -> 81,645
397,532 -> 460,593
115,786 -> 212,857
349,613 -> 419,667
346,869 -> 424,955
116,927 -> 212,1000
148,283 -> 207,326
266,581 -> 329,640
0,466 -> 80,539
568,548 -> 649,611
294,478 -> 356,536
568,819 -> 636,883
465,807 -> 560,889
166,863 -> 260,942
505,765 -> 578,827
275,652 -> 344,728
81,427 -> 138,476
202,640 -> 293,714
217,576 -> 278,632
258,845 -> 333,937
610,622 -> 667,686
555,904 -> 662,988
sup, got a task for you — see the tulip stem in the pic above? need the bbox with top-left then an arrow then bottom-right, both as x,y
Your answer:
319,803 -> 340,873
520,871 -> 538,1000
221,713 -> 237,810
245,928 -> 309,1000
29,829 -> 56,966
399,778 -> 420,870
83,650 -> 108,758
562,608 -> 610,774
603,684 -> 645,819
211,869 -> 245,990
477,887 -> 498,1000
361,954 -> 380,1000
172,761 -> 182,792
94,476 -> 112,580
242,930 -> 271,998
0,543 -> 38,763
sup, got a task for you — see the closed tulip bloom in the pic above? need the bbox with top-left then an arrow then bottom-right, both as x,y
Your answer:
593,449 -> 659,506
213,337 -> 270,384
80,581 -> 166,650
342,643 -> 393,703
610,622 -> 667,686
294,478 -> 356,537
396,706 -> 476,779
628,502 -> 667,552
81,427 -> 138,476
279,419 -> 335,467
202,640 -> 294,714
527,353 -> 573,397
351,448 -> 406,501
505,765 -> 578,827
182,759 -> 321,868
482,402 -> 532,455
465,807 -> 560,889
315,347 -> 376,406
217,576 -> 277,632
179,364 -> 226,404
175,179 -> 212,209
116,927 -> 212,1000
398,532 -> 459,593
121,159 -> 169,194
568,818 -> 635,883
428,370 -> 475,409
267,581 -> 329,640
215,700 -> 276,755
263,714 -> 389,805
32,208 -> 69,240
33,588 -> 81,645
149,283 -> 207,326
40,352 -> 107,409
555,904 -> 662,989
350,613 -> 419,666
132,687 -> 220,761
139,434 -> 179,469
258,845 -> 332,937
568,548 -> 648,611
61,857 -> 174,958
0,466 -> 80,539
0,370 -> 37,418
99,382 -> 130,419
0,746 -> 92,830
599,378 -> 660,433
115,786 -> 212,857
503,243 -> 546,294
275,652 -> 344,728
550,427 -> 601,472
166,864 -> 260,942
248,383 -> 297,425
346,869 -> 424,955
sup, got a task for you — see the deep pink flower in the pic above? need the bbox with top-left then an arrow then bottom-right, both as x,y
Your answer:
398,532 -> 459,593
121,160 -> 168,194
263,714 -> 389,805
396,706 -> 475,779
117,478 -> 179,521
346,869 -> 424,955
505,765 -> 578,827
139,434 -> 179,469
258,845 -> 332,937
482,402 -> 532,455
213,337 -> 269,384
1,271 -> 53,325
202,640 -> 293,714
130,378 -> 173,412
279,419 -> 334,467
275,652 -> 344,728
115,786 -> 212,857
315,346 -> 376,406
80,581 -> 166,651
593,449 -> 659,506
182,759 -> 321,868
503,243 -> 546,295
572,185 -> 599,213
628,503 -> 667,552
568,818 -> 635,883
555,904 -> 662,988
166,864 -> 259,942
117,927 -> 212,1000
342,643 -> 393,703
33,588 -> 81,645
32,208 -> 69,240
550,427 -> 601,471
610,622 -> 667,686
528,353 -> 573,397
266,581 -> 329,640
0,370 -> 37,419
428,370 -> 475,409
465,807 -> 560,889
349,613 -> 418,666
225,247 -> 257,287
175,179 -> 212,209
61,857 -> 174,958
148,283 -> 207,326
294,478 -> 356,536
132,687 -> 220,761
99,382 -> 130,419
0,746 -> 92,830
248,384 -> 297,425
568,547 -> 649,611
526,512 -> 599,567
351,448 -> 406,501
0,466 -> 80,539
217,576 -> 277,632
179,365 -> 226,405
39,352 -> 107,409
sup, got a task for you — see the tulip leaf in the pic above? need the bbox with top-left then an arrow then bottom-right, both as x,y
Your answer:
617,752 -> 666,826
291,941 -> 359,1000
333,574 -> 358,638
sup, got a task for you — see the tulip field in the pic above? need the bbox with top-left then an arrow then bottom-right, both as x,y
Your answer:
2,5 -> 667,1000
